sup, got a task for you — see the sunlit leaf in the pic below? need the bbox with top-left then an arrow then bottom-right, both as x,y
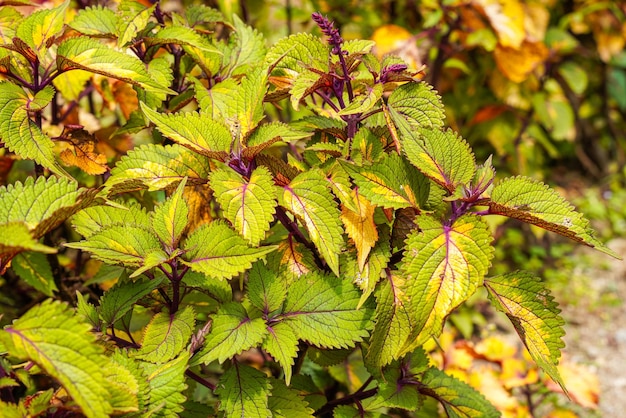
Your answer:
210,166 -> 277,246
0,83 -> 70,178
0,300 -> 114,418
401,215 -> 493,352
420,367 -> 500,417
484,271 -> 566,391
281,169 -> 343,276
488,176 -> 617,256
194,302 -> 267,365
136,306 -> 195,363
57,37 -> 175,95
182,221 -> 278,280
106,144 -> 211,194
282,272 -> 375,349
140,102 -> 231,160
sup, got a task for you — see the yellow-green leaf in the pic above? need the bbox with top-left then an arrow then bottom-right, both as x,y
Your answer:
484,271 -> 566,392
401,215 -> 493,353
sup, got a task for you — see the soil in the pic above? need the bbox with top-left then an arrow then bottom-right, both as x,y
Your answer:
558,238 -> 626,417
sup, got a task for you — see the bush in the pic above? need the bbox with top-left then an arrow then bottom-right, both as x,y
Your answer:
0,1 -> 616,416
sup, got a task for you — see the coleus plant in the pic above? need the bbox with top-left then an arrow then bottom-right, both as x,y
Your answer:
0,1 -> 617,417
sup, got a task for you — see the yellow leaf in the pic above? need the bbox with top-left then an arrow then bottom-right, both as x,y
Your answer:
545,358 -> 599,409
469,365 -> 520,411
494,40 -> 548,83
500,357 -> 539,388
546,409 -> 579,418
475,0 -> 526,48
60,141 -> 108,175
341,192 -> 378,271
371,24 -> 422,69
474,335 -> 517,361
523,3 -> 549,42
183,184 -> 214,233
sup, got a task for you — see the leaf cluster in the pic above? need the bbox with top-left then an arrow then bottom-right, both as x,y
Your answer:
0,1 -> 617,417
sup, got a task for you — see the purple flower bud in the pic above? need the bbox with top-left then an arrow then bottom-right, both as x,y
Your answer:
312,12 -> 344,56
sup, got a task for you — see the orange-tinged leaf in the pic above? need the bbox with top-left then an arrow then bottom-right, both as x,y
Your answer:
523,3 -> 549,42
494,40 -> 549,83
468,365 -> 519,411
475,0 -> 526,48
501,357 -> 539,388
183,184 -> 213,233
60,141 -> 108,175
112,80 -> 139,119
341,192 -> 378,271
545,359 -> 599,409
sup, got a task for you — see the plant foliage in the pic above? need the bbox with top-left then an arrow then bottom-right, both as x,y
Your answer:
0,1 -> 617,417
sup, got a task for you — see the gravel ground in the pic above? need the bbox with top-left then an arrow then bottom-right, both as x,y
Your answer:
559,239 -> 626,417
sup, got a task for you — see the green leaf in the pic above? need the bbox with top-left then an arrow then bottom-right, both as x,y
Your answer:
182,221 -> 278,280
341,153 -> 430,210
65,225 -> 161,267
28,85 -> 55,111
109,350 -> 150,411
102,359 -> 140,414
194,302 -> 267,365
0,176 -> 97,237
216,362 -> 272,418
243,122 -> 311,159
402,128 -> 476,193
247,261 -> 287,313
52,69 -> 93,101
488,176 -> 617,257
152,178 -> 189,249
401,215 -> 493,352
387,82 -> 445,131
106,144 -> 211,194
280,169 -> 343,276
366,274 -> 412,368
116,0 -> 156,47
282,272 -> 374,349
210,166 -> 277,246
338,84 -> 383,116
99,274 -> 163,326
57,37 -> 175,95
484,271 -> 566,391
136,306 -> 195,363
140,102 -> 231,160
69,5 -> 118,36
265,33 -> 328,79
11,251 -> 57,296
148,25 -> 217,52
71,202 -> 150,239
0,300 -> 113,418
0,223 -> 55,258
262,322 -> 298,385
290,69 -> 329,111
0,83 -> 70,178
375,349 -> 429,410
269,378 -> 314,418
227,14 -> 267,75
15,0 -> 68,62
419,367 -> 500,418
142,353 -> 189,417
